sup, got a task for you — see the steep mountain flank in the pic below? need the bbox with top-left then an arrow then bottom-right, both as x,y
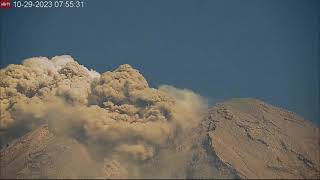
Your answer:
203,98 -> 319,179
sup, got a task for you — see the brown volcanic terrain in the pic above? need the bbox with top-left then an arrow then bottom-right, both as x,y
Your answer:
0,56 -> 319,178
1,98 -> 319,179
203,99 -> 320,179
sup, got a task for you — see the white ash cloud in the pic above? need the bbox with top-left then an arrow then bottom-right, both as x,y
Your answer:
0,55 -> 208,178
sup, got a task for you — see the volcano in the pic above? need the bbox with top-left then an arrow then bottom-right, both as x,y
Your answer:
0,56 -> 319,179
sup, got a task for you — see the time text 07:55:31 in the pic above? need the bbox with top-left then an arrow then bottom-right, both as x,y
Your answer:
12,0 -> 85,8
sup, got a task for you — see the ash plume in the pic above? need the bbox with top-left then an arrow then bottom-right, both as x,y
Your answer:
0,55 -> 208,178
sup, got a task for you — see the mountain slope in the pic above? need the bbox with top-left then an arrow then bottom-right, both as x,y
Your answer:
203,98 -> 319,179
0,125 -> 100,179
0,56 -> 319,178
1,98 -> 319,179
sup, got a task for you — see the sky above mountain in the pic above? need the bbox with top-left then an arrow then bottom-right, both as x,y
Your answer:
0,0 -> 319,123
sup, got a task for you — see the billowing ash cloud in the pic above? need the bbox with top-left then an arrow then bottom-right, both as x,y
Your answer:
0,55 -> 208,178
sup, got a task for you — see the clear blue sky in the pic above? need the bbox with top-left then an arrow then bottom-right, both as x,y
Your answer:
1,0 -> 319,123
